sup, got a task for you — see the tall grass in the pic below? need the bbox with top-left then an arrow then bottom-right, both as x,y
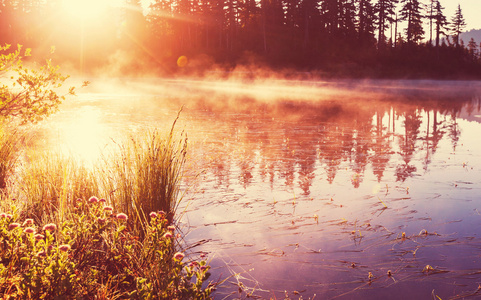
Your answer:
0,122 -> 24,190
102,111 -> 187,227
17,152 -> 100,223
3,110 -> 187,232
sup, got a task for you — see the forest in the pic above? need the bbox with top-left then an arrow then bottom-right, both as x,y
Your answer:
0,0 -> 480,78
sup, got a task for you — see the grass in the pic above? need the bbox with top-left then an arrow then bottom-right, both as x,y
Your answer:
0,112 -> 214,299
102,114 -> 187,229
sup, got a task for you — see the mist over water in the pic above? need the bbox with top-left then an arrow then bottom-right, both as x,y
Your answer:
42,78 -> 481,299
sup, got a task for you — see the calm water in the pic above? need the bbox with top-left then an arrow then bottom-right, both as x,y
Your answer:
43,79 -> 481,299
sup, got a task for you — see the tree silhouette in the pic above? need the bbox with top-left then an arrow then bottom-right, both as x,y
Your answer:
450,4 -> 466,47
399,0 -> 424,45
432,0 -> 447,48
374,0 -> 398,48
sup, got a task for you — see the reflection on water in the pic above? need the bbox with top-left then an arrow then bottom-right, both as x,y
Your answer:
42,80 -> 481,299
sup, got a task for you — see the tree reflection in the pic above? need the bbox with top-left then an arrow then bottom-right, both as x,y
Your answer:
194,90 -> 481,193
395,109 -> 422,182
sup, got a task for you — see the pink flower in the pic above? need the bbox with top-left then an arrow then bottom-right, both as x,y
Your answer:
24,227 -> 36,234
163,232 -> 173,239
103,206 -> 113,212
149,212 -> 157,219
42,223 -> 57,232
0,213 -> 6,218
5,214 -> 12,219
174,252 -> 185,260
8,223 -> 20,230
97,217 -> 106,224
22,219 -> 34,226
59,244 -> 71,252
167,225 -> 175,232
88,196 -> 99,203
116,213 -> 128,221
99,198 -> 107,203
34,234 -> 44,240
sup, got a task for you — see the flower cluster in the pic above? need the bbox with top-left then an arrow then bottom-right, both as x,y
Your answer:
0,198 -> 214,299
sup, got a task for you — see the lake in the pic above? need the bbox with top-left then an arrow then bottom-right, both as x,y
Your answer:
43,78 -> 481,299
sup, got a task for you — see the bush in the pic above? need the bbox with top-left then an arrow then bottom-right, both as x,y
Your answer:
0,198 -> 214,299
0,44 -> 83,124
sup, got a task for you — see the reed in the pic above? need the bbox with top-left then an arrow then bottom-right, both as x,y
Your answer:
102,111 -> 187,227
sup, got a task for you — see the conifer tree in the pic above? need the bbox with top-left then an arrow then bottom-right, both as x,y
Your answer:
374,0 -> 398,48
433,0 -> 447,47
450,4 -> 466,47
399,0 -> 424,44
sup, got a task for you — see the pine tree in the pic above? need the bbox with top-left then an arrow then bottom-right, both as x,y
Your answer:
399,0 -> 424,44
467,38 -> 478,60
433,0 -> 447,47
357,0 -> 376,45
450,4 -> 466,47
374,0 -> 398,48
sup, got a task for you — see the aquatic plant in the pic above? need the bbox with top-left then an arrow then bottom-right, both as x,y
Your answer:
102,110 -> 187,228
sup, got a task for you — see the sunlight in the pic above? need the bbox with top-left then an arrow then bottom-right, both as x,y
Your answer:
60,106 -> 108,166
61,0 -> 123,21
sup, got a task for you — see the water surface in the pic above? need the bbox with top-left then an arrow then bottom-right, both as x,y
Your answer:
44,79 -> 481,299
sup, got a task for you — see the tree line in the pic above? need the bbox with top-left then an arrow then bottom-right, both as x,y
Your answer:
0,0 -> 480,77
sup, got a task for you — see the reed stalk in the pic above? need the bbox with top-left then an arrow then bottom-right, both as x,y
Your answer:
102,111 -> 187,226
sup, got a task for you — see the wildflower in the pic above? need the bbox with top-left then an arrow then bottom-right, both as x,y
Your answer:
59,244 -> 71,252
98,217 -> 106,224
24,227 -> 36,234
8,223 -> 20,230
5,214 -> 12,219
103,206 -> 113,212
149,212 -> 158,219
116,213 -> 128,221
37,251 -> 46,257
174,252 -> 185,260
43,223 -> 57,232
0,213 -> 5,218
88,196 -> 99,203
167,225 -> 175,232
34,234 -> 44,240
163,232 -> 173,239
22,218 -> 34,226
200,266 -> 207,271
99,198 -> 107,203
